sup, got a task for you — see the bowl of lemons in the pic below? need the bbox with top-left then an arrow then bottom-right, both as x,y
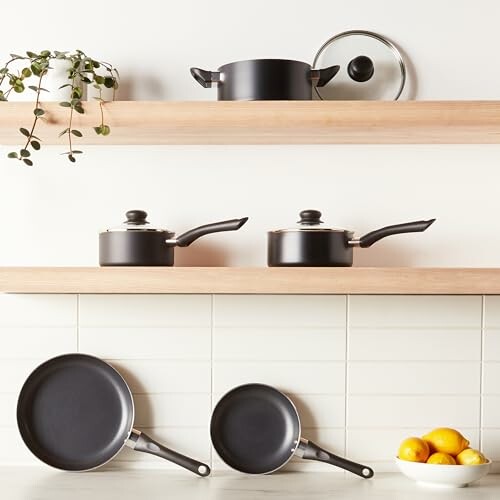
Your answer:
395,427 -> 491,488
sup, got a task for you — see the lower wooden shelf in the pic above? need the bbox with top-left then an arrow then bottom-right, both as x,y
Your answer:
0,267 -> 499,294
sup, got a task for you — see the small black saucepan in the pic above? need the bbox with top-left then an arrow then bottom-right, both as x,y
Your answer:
191,59 -> 340,100
268,210 -> 435,267
211,383 -> 374,478
100,210 -> 248,266
17,354 -> 210,476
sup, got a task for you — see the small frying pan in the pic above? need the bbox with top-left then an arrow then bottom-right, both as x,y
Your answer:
17,354 -> 210,476
211,383 -> 374,478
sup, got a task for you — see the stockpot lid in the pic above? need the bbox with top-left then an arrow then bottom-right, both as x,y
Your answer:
104,210 -> 172,233
271,210 -> 348,233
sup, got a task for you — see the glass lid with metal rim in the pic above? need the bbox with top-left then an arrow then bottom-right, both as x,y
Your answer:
104,210 -> 170,232
271,210 -> 348,233
312,30 -> 406,101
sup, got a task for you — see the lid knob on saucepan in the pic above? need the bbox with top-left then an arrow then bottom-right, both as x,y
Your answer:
125,210 -> 149,225
298,209 -> 323,225
348,55 -> 374,82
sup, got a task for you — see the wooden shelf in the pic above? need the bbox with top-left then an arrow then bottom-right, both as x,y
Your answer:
1,101 -> 500,145
1,267 -> 500,294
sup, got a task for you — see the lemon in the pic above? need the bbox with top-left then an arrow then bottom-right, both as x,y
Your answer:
398,437 -> 430,463
427,452 -> 456,465
422,428 -> 469,456
456,448 -> 488,465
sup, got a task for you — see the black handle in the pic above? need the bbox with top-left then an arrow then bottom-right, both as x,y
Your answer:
302,440 -> 374,479
312,65 -> 340,87
190,67 -> 221,88
348,55 -> 375,82
174,217 -> 248,247
133,430 -> 210,477
358,219 -> 436,248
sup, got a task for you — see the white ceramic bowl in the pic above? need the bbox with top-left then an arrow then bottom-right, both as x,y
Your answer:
395,457 -> 491,488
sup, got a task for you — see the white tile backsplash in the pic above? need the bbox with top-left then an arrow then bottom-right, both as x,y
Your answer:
3,293 -> 500,472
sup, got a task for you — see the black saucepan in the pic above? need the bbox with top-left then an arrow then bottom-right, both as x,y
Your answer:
268,209 -> 436,267
211,383 -> 374,478
17,354 -> 210,476
191,59 -> 340,100
100,210 -> 248,266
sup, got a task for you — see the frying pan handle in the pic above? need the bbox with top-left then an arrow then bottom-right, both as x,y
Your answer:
299,439 -> 374,479
350,219 -> 436,248
169,217 -> 248,247
128,429 -> 211,477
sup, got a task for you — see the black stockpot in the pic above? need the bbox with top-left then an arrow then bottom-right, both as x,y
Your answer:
268,210 -> 435,267
190,59 -> 340,100
100,210 -> 248,266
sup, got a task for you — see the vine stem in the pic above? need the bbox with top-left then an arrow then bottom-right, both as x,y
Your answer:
67,73 -> 76,160
20,71 -> 44,160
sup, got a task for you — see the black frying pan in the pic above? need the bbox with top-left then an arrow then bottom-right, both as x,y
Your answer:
211,383 -> 374,478
17,354 -> 210,476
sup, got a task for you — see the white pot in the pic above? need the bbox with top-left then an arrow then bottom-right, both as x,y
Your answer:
6,59 -> 86,102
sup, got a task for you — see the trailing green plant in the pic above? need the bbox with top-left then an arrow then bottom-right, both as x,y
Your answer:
0,50 -> 119,165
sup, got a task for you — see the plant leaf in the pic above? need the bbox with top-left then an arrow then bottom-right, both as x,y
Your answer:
93,126 -> 102,135
19,127 -> 30,137
23,158 -> 34,166
7,152 -> 18,159
59,101 -> 71,107
20,149 -> 30,157
101,125 -> 111,136
71,150 -> 83,154
68,155 -> 76,163
21,67 -> 32,78
58,128 -> 70,137
31,140 -> 41,150
34,108 -> 45,117
71,130 -> 83,137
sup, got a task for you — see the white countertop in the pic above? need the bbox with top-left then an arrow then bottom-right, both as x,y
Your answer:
2,468 -> 500,500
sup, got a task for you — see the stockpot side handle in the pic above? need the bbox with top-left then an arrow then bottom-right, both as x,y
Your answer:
129,429 -> 210,477
353,219 -> 436,248
300,439 -> 374,479
190,67 -> 221,88
173,217 -> 249,247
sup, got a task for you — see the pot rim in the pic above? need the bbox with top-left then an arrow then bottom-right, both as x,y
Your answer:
218,58 -> 311,71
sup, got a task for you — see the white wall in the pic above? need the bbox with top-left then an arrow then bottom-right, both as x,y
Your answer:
1,0 -> 500,267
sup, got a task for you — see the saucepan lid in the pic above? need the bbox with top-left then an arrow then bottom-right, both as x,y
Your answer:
104,210 -> 171,233
312,30 -> 406,101
271,210 -> 348,233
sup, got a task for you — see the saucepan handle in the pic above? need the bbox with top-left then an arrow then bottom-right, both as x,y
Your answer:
128,429 -> 210,477
172,217 -> 248,247
190,67 -> 221,88
351,219 -> 436,248
300,439 -> 374,479
310,65 -> 340,87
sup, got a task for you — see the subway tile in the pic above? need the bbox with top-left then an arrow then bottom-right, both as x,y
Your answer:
108,360 -> 211,394
484,329 -> 500,361
213,295 -> 346,328
482,362 -> 500,395
213,328 -> 345,361
347,428 -> 479,463
348,362 -> 480,395
213,361 -> 345,395
80,327 -> 210,360
348,395 -> 480,428
0,327 -> 76,359
79,295 -> 211,327
133,394 -> 210,427
0,393 -> 17,427
481,429 -> 500,461
0,294 -> 76,327
349,328 -> 480,361
485,296 -> 500,328
482,395 -> 500,427
0,430 -> 38,465
113,427 -> 210,467
0,359 -> 47,394
349,296 -> 481,328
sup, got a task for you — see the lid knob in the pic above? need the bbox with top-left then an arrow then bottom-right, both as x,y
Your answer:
348,55 -> 374,82
125,210 -> 148,225
298,209 -> 323,225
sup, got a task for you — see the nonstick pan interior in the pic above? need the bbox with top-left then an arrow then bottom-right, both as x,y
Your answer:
211,384 -> 300,474
17,354 -> 134,471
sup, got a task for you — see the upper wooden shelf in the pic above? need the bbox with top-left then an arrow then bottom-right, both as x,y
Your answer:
1,267 -> 499,294
1,101 -> 500,145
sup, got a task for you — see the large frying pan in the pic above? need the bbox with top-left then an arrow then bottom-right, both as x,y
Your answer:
211,383 -> 374,478
17,354 -> 210,476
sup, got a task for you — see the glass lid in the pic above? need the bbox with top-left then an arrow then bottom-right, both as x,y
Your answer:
274,210 -> 347,233
312,30 -> 406,101
106,210 -> 169,232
